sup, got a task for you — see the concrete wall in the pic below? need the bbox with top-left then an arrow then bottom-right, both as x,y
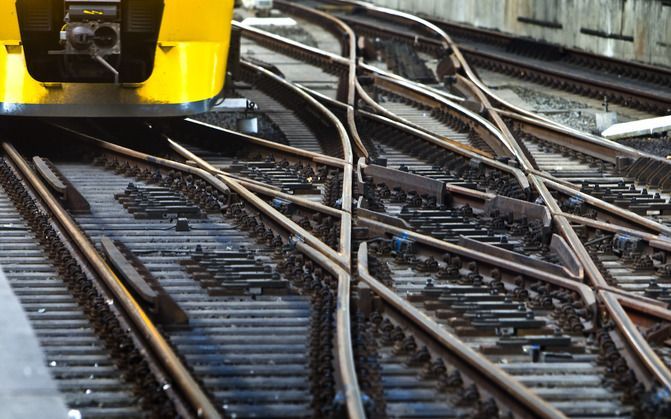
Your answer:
366,0 -> 671,67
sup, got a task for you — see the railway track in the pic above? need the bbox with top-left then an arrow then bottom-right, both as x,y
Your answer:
355,226 -> 671,418
282,1 -> 671,229
57,160 -> 325,418
326,0 -> 671,115
426,16 -> 671,115
234,6 -> 671,234
234,19 -> 529,201
1,123 -> 364,418
238,4 -> 671,417
2,2 -> 671,418
0,122 -> 567,419
0,158 -> 173,418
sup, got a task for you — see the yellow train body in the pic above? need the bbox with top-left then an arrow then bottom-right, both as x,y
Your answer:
0,0 -> 234,116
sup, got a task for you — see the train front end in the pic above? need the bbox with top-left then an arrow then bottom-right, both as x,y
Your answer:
0,0 -> 234,117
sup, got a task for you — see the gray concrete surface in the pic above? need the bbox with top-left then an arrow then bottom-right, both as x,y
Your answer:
0,266 -> 69,419
366,0 -> 671,67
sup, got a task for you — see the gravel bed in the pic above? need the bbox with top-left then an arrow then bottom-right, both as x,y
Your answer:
260,24 -> 319,48
191,111 -> 288,145
618,135 -> 671,158
504,85 -> 598,132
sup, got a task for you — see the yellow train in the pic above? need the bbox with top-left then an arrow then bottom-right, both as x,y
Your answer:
1,0 -> 234,116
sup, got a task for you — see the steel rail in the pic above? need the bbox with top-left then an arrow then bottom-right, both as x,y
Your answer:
362,67 -> 514,158
47,124 -> 351,270
232,15 -> 531,190
495,108 -> 643,162
273,2 -> 671,407
236,12 -> 370,159
232,21 -> 350,67
562,213 -> 671,250
237,58 -> 353,165
334,0 -> 671,177
356,108 -> 532,194
557,213 -> 671,308
171,137 -> 344,217
528,170 -> 671,391
357,242 -> 565,419
273,0 -> 372,159
182,118 -> 349,168
613,293 -> 671,322
294,81 -> 374,159
274,0 -> 357,106
542,177 -> 671,236
336,3 -> 538,170
339,0 -> 651,141
167,137 -> 352,269
238,59 -> 354,215
354,67 -> 493,158
600,290 -> 671,390
426,15 -> 671,82
457,44 -> 671,114
331,0 -> 535,171
415,79 -> 648,162
598,284 -> 670,309
357,216 -> 596,308
297,242 -> 365,419
531,168 -> 671,391
2,142 -> 222,419
330,0 -> 671,197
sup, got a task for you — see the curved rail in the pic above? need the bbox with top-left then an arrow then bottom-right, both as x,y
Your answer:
299,242 -> 365,419
48,124 -> 349,268
166,136 -> 353,270
37,124 -> 367,415
360,65 -> 516,158
357,109 -> 531,195
238,59 -> 354,215
332,0 -> 535,169
358,216 -> 596,309
357,242 -> 564,419
600,291 -> 671,389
